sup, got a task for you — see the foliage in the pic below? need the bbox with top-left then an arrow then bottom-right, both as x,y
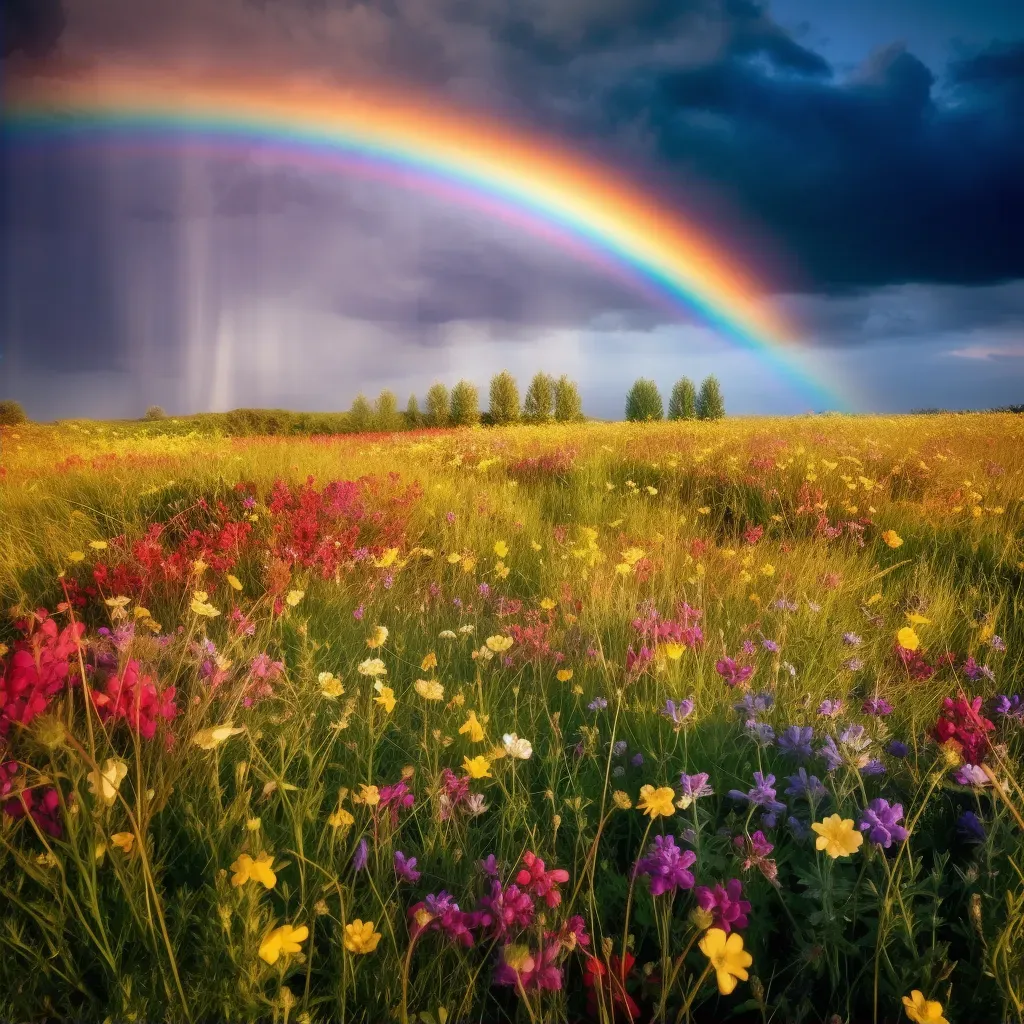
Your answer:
405,394 -> 421,428
523,372 -> 555,423
349,394 -> 373,433
144,405 -> 167,421
668,378 -> 697,420
449,380 -> 481,426
0,414 -> 1023,1023
373,390 -> 402,433
626,378 -> 665,421
488,371 -> 520,425
0,399 -> 28,425
553,375 -> 583,422
425,382 -> 450,428
697,376 -> 726,420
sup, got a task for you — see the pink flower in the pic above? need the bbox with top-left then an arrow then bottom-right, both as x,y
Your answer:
515,851 -> 570,908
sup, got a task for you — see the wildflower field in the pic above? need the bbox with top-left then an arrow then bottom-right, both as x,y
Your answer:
1,413 -> 1023,1024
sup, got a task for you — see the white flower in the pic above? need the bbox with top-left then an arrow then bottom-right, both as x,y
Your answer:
503,733 -> 533,760
466,793 -> 489,816
88,758 -> 128,805
192,724 -> 245,750
357,658 -> 387,677
438,629 -> 458,640
458,624 -> 475,635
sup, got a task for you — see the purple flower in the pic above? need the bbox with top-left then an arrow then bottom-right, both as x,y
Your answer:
694,879 -> 750,933
858,799 -> 908,848
588,697 -> 608,712
678,772 -> 714,804
734,692 -> 774,717
861,759 -> 887,776
383,573 -> 394,590
818,736 -> 843,772
661,697 -> 695,728
728,772 -> 786,815
989,635 -> 1006,652
612,740 -> 628,758
446,511 -> 456,524
478,854 -> 500,878
775,598 -> 798,612
242,494 -> 257,510
634,835 -> 697,896
844,658 -> 866,672
352,604 -> 365,621
862,698 -> 894,716
352,838 -> 368,872
394,850 -> 421,883
962,656 -> 984,681
630,752 -> 645,768
778,725 -> 814,760
478,582 -> 490,597
887,740 -> 910,758
953,764 -> 990,787
817,699 -> 844,718
991,694 -> 1023,720
478,882 -> 535,938
761,638 -> 779,653
957,810 -> 986,844
842,632 -> 862,647
784,768 -> 827,802
787,815 -> 810,841
746,722 -> 775,747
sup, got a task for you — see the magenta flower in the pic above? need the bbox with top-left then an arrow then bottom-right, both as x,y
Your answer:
634,835 -> 697,896
695,879 -> 751,933
715,657 -> 755,688
394,850 -> 421,883
515,851 -> 570,908
858,798 -> 908,848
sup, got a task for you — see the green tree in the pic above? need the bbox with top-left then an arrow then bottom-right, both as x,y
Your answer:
450,379 -> 481,426
553,375 -> 583,422
145,405 -> 167,421
405,394 -> 421,428
625,378 -> 664,421
425,382 -> 450,428
667,378 -> 697,420
349,393 -> 373,432
0,400 -> 28,426
373,390 -> 401,432
523,372 -> 554,423
488,370 -> 520,425
696,375 -> 726,420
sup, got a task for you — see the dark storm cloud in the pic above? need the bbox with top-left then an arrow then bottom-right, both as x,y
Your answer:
1,0 -> 65,58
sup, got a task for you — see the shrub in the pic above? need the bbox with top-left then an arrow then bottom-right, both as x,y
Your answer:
450,380 -> 481,427
553,376 -> 583,422
523,372 -> 555,423
405,394 -> 421,428
349,394 -> 373,433
373,390 -> 402,433
626,378 -> 664,421
488,371 -> 520,425
144,405 -> 167,421
0,400 -> 28,426
425,382 -> 450,428
667,378 -> 697,420
696,375 -> 726,420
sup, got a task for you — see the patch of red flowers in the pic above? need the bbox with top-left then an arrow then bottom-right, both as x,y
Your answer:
583,952 -> 642,1022
91,660 -> 177,742
932,696 -> 995,765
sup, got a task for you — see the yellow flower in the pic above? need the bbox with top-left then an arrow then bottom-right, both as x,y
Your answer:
459,710 -> 486,743
358,658 -> 387,677
190,593 -> 221,617
343,919 -> 382,955
905,613 -> 931,625
881,530 -> 904,548
866,592 -> 882,606
357,784 -> 381,807
375,547 -> 399,568
193,558 -> 208,575
226,574 -> 243,591
104,595 -> 131,610
699,927 -> 752,995
367,625 -> 389,649
612,790 -> 633,810
415,679 -> 445,701
697,506 -> 711,516
621,547 -> 646,566
373,683 -> 396,712
902,991 -> 948,1024
88,758 -> 128,806
110,832 -> 135,854
259,923 -> 308,965
89,540 -> 108,550
897,627 -> 920,652
447,552 -> 462,564
663,642 -> 685,661
319,672 -> 345,698
811,814 -> 864,858
285,589 -> 305,607
493,540 -> 509,558
637,784 -> 676,819
485,634 -> 514,653
462,755 -> 492,779
531,541 -> 542,552
539,597 -> 556,610
421,651 -> 438,671
760,563 -> 775,577
192,724 -> 244,750
68,550 -> 86,562
556,668 -> 573,682
328,807 -> 355,829
230,852 -> 277,889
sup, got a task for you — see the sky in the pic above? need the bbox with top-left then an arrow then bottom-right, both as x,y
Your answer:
1,0 -> 1023,420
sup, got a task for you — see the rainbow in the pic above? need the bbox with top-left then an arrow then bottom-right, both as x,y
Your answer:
5,70 -> 842,409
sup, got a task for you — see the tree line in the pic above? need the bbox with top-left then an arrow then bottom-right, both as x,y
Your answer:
625,375 -> 725,421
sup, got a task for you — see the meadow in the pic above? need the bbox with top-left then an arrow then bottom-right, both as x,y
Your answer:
1,413 -> 1022,1024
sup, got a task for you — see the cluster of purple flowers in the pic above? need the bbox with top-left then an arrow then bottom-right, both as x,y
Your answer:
634,835 -> 696,895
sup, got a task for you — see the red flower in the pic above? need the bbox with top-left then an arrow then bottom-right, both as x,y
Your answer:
583,953 -> 641,1021
932,696 -> 995,765
515,851 -> 570,908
